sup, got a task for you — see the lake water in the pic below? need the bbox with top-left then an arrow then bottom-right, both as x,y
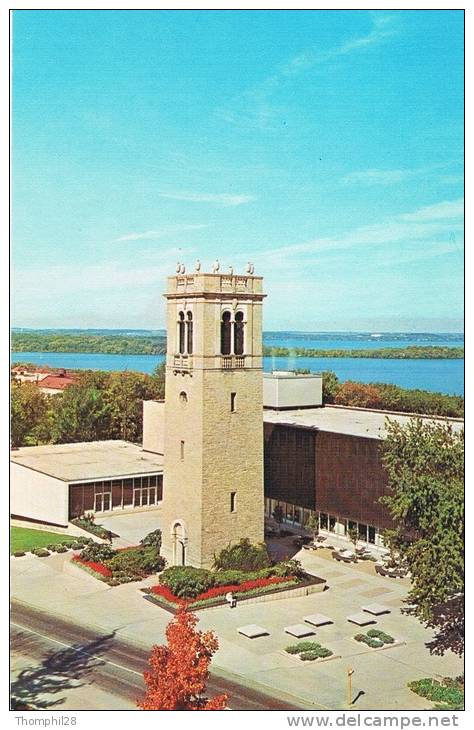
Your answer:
13,350 -> 464,396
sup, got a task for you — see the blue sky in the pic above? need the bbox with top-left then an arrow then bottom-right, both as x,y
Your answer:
12,9 -> 464,331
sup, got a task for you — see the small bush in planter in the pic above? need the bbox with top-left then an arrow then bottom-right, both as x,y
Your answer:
300,647 -> 332,661
285,641 -> 320,654
159,566 -> 214,598
213,538 -> 271,571
140,529 -> 162,551
32,548 -> 50,557
367,629 -> 394,644
354,633 -> 384,648
80,542 -> 115,563
13,551 -> 26,557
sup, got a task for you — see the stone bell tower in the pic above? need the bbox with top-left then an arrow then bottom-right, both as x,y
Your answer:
160,263 -> 265,568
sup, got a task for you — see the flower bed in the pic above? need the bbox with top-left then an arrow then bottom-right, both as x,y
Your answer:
145,575 -> 302,611
71,544 -> 165,585
72,555 -> 112,580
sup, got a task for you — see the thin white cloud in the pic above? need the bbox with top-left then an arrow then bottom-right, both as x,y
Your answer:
257,199 -> 464,263
400,199 -> 464,222
158,192 -> 255,207
219,14 -> 398,130
115,224 -> 209,242
342,169 -> 409,185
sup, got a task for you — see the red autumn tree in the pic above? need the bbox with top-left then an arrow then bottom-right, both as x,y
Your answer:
138,608 -> 227,711
334,381 -> 383,409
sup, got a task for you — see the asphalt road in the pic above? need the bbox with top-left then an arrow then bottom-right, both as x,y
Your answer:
10,601 -> 313,711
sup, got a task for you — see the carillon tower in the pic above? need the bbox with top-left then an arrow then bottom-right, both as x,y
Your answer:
160,262 -> 266,568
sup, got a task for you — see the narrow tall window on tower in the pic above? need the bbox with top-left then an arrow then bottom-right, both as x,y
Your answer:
234,311 -> 245,355
178,311 -> 185,354
230,491 -> 237,513
221,311 -> 232,355
230,392 -> 236,412
180,440 -> 185,460
186,311 -> 193,354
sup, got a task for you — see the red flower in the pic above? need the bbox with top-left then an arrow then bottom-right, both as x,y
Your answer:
72,555 -> 112,578
148,575 -> 295,605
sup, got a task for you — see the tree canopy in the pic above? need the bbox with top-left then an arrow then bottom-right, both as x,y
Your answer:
138,609 -> 227,710
380,418 -> 464,656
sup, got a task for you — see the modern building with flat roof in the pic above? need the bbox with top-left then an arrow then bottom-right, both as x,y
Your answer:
263,404 -> 463,547
11,440 -> 163,527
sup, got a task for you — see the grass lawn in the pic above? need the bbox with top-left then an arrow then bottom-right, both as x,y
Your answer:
10,526 -> 72,553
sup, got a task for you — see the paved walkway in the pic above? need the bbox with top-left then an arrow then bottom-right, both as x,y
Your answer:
10,545 -> 463,711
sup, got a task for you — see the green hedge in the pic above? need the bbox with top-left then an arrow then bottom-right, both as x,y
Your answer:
408,678 -> 464,710
367,628 -> 394,644
106,547 -> 165,577
159,566 -> 214,598
354,633 -> 384,648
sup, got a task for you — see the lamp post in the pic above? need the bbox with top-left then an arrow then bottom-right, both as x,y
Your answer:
346,667 -> 354,708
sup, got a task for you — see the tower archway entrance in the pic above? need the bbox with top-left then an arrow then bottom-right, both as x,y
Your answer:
171,520 -> 187,566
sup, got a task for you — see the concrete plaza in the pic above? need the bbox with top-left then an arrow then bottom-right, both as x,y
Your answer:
10,515 -> 463,711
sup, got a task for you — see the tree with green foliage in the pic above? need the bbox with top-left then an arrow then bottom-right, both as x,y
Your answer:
380,418 -> 464,656
347,525 -> 359,552
304,513 -> 319,543
321,370 -> 339,404
10,382 -> 52,446
272,505 -> 284,535
52,384 -> 111,443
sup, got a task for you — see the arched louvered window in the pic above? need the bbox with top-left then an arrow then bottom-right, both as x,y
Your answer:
186,311 -> 193,355
234,311 -> 244,355
221,311 -> 232,355
178,311 -> 185,354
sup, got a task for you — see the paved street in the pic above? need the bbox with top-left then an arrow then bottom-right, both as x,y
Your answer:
11,602 -> 312,711
10,517 -> 463,711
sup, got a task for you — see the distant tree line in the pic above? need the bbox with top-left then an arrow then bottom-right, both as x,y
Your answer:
10,365 -> 165,447
11,333 -> 167,355
12,332 -> 463,360
264,345 -> 464,359
321,371 -> 464,418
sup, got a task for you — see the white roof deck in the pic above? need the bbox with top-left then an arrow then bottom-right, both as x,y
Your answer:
263,405 -> 464,440
10,440 -> 164,482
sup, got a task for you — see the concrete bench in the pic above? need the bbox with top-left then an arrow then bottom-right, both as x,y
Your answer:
303,614 -> 333,627
284,624 -> 316,638
362,603 -> 391,616
347,612 -> 377,626
237,624 -> 269,639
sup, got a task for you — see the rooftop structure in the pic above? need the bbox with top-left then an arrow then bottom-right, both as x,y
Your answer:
10,440 -> 164,482
263,404 -> 464,441
263,371 -> 322,410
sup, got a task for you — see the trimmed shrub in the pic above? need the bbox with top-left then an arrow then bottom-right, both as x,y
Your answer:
213,538 -> 271,571
55,545 -> 68,554
79,542 -> 115,563
71,542 -> 83,550
106,547 -> 165,578
300,647 -> 332,661
367,629 -> 394,644
140,529 -> 162,551
159,566 -> 214,598
354,633 -> 384,648
212,570 -> 247,586
32,548 -> 50,557
285,641 -> 321,654
408,678 -> 464,710
13,551 -> 26,557
269,559 -> 305,579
